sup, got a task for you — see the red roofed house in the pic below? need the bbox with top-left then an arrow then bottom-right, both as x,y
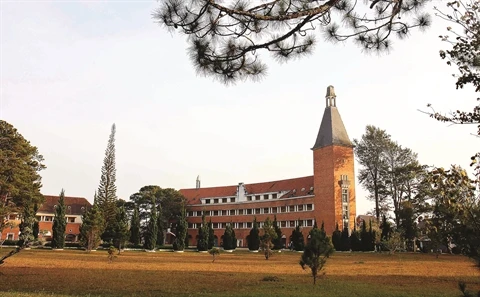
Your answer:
1,195 -> 91,242
179,86 -> 356,248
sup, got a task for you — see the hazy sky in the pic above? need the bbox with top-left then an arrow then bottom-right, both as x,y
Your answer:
1,0 -> 477,215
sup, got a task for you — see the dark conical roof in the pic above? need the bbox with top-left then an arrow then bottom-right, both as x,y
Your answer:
312,86 -> 353,150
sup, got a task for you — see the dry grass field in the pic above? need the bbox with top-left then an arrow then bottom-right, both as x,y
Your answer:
0,248 -> 479,297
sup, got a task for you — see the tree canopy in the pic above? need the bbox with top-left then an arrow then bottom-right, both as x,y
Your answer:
154,0 -> 430,83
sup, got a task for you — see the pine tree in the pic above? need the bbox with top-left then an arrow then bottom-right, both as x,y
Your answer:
52,189 -> 67,249
291,225 -> 305,251
300,222 -> 334,284
223,223 -> 236,250
340,227 -> 351,251
332,222 -> 342,251
272,215 -> 283,250
260,217 -> 277,260
173,206 -> 187,251
208,219 -> 215,249
97,124 -> 118,243
248,217 -> 260,251
197,213 -> 209,251
144,197 -> 158,250
112,205 -> 130,252
129,205 -> 141,246
350,226 -> 362,251
380,215 -> 392,241
156,204 -> 165,247
32,203 -> 39,240
18,204 -> 35,247
80,204 -> 105,252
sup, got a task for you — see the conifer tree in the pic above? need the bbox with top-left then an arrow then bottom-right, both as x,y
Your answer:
260,217 -> 277,260
208,219 -> 215,249
290,225 -> 305,251
156,203 -> 165,247
129,205 -> 141,246
197,213 -> 209,251
300,221 -> 334,284
380,215 -> 392,241
144,197 -> 158,250
112,205 -> 130,252
332,222 -> 342,251
80,204 -> 105,252
223,223 -> 236,250
350,226 -> 362,251
52,189 -> 67,249
272,215 -> 283,250
173,206 -> 187,251
32,204 -> 39,240
340,227 -> 351,251
18,204 -> 35,247
96,124 -> 118,243
248,217 -> 260,251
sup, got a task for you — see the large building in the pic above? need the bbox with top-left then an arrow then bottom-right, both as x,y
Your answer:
0,195 -> 91,242
179,86 -> 356,248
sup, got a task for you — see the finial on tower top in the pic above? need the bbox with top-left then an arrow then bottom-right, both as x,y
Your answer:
325,85 -> 336,107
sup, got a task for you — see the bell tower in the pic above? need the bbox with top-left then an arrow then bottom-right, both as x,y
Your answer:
311,86 -> 356,234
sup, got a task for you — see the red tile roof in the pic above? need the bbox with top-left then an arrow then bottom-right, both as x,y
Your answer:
180,176 -> 314,204
38,195 -> 91,216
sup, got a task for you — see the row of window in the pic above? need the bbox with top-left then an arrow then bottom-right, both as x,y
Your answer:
187,219 -> 315,230
188,204 -> 314,217
37,216 -> 77,223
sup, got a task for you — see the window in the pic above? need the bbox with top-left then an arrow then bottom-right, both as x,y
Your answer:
306,204 -> 313,211
255,195 -> 260,201
188,211 -> 194,217
280,206 -> 286,213
263,208 -> 269,214
306,220 -> 313,227
213,223 -> 219,228
238,222 -> 244,228
263,194 -> 269,200
188,223 -> 193,228
272,193 -> 277,199
7,233 -> 14,240
298,205 -> 304,211
214,199 -> 219,203
343,205 -> 348,212
289,221 -> 295,227
255,208 -> 261,214
196,211 -> 202,216
230,197 -> 236,203
222,198 -> 228,203
205,199 -> 211,204
281,221 -> 287,228
272,207 -> 277,214
229,210 -> 236,216
247,222 -> 252,228
342,189 -> 348,203
289,205 -> 295,212
222,210 -> 227,216
343,220 -> 349,229
247,196 -> 252,201
298,220 -> 303,227
238,209 -> 244,215
68,217 -> 75,223
247,209 -> 253,215
213,210 -> 219,216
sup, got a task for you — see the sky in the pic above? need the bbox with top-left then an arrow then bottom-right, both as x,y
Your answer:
1,0 -> 478,216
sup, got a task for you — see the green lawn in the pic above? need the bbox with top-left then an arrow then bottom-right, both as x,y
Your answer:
0,248 -> 479,297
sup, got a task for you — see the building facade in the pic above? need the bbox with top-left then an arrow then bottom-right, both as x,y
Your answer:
1,195 -> 91,242
179,86 -> 356,248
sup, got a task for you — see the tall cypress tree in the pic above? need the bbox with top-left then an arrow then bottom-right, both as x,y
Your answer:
173,206 -> 187,251
248,217 -> 260,251
97,124 -> 118,243
291,225 -> 305,251
113,205 -> 130,251
332,222 -> 342,251
80,204 -> 105,252
223,223 -> 236,250
52,189 -> 67,249
350,226 -> 362,251
144,197 -> 158,250
340,227 -> 351,251
197,213 -> 209,251
156,203 -> 165,247
129,205 -> 141,246
32,203 -> 39,240
272,215 -> 283,250
208,219 -> 215,248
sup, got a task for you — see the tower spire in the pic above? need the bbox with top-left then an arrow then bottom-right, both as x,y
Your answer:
312,85 -> 352,150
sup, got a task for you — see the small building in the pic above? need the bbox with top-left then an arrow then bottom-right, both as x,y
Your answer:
1,195 -> 91,242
